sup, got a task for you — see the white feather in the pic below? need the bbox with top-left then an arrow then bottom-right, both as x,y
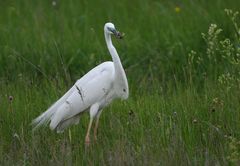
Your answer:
56,113 -> 81,133
32,86 -> 75,130
32,62 -> 114,130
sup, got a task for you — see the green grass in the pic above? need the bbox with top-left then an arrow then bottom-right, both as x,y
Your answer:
0,0 -> 240,165
1,79 -> 240,165
0,0 -> 239,80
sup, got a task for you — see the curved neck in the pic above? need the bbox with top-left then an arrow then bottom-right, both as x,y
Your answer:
104,32 -> 124,76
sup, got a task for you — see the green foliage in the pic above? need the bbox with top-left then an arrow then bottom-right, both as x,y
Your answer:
1,78 -> 240,165
0,0 -> 239,82
227,136 -> 240,164
186,9 -> 240,89
1,0 -> 240,165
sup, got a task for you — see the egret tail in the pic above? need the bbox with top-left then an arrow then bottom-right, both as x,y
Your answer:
32,86 -> 74,131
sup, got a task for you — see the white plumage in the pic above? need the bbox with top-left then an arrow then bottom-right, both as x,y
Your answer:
32,22 -> 129,144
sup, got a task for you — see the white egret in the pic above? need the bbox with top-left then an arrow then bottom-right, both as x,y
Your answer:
32,22 -> 129,144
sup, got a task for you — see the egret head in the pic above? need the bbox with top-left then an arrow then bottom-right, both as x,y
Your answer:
104,22 -> 123,39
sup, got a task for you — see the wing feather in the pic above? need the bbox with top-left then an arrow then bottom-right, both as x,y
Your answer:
32,61 -> 114,131
54,63 -> 114,122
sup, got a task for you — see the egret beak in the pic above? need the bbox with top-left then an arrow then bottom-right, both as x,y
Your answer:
114,30 -> 123,39
108,27 -> 124,39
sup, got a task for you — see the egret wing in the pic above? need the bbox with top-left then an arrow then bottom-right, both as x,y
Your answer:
48,62 -> 115,129
32,61 -> 114,129
61,64 -> 114,119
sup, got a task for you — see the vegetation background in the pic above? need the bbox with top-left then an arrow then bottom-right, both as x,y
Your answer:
0,0 -> 240,165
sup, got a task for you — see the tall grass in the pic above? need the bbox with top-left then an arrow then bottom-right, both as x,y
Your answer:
0,0 -> 239,81
0,0 -> 240,165
1,78 -> 240,165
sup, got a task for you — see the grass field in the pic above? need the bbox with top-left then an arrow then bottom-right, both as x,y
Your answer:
0,0 -> 240,165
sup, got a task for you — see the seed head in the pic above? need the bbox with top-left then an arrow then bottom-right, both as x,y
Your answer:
193,119 -> 198,124
9,96 -> 13,102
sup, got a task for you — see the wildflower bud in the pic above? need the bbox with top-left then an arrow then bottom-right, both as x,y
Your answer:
175,6 -> 181,13
52,1 -> 57,6
173,111 -> 177,116
128,109 -> 134,116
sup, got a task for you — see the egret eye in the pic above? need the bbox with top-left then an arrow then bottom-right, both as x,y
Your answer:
123,88 -> 126,92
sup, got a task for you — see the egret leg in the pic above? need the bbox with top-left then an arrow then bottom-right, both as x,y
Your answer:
85,117 -> 93,145
94,109 -> 103,142
85,103 -> 99,145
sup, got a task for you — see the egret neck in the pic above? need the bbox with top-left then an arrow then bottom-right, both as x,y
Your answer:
104,31 -> 125,81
